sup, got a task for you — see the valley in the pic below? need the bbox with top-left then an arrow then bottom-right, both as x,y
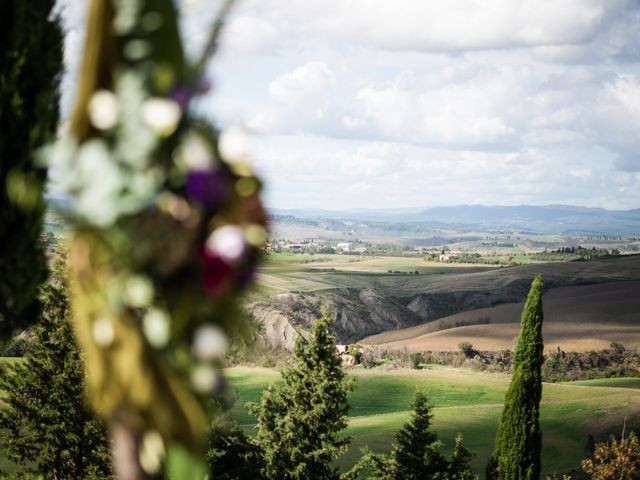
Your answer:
250,252 -> 640,351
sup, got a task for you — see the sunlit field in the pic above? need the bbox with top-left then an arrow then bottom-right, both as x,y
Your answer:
225,366 -> 640,476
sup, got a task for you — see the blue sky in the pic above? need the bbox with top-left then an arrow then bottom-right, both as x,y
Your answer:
57,0 -> 640,211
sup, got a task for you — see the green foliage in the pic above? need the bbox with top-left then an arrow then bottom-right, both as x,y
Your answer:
530,246 -> 617,262
349,391 -> 476,480
207,413 -> 265,479
410,352 -> 424,369
0,337 -> 31,357
0,0 -> 63,336
0,264 -> 112,478
248,308 -> 353,480
393,391 -> 449,479
347,344 -> 363,362
542,343 -> 640,382
487,275 -> 544,480
458,342 -> 477,358
581,432 -> 640,480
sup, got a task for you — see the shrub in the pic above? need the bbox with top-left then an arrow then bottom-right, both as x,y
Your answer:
410,352 -> 424,369
582,432 -> 640,479
458,342 -> 476,358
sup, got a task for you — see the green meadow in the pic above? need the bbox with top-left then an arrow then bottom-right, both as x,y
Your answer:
226,366 -> 640,476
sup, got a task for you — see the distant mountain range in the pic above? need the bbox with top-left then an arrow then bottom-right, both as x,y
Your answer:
271,204 -> 640,236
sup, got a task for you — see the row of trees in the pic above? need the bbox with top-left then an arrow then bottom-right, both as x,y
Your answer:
2,272 -> 638,479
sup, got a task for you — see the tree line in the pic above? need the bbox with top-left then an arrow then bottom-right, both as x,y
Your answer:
2,272 -> 638,479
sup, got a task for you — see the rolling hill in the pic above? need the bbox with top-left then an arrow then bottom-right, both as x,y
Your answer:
251,254 -> 640,350
361,280 -> 640,352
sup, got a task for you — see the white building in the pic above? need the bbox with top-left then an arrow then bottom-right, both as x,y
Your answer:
336,242 -> 351,252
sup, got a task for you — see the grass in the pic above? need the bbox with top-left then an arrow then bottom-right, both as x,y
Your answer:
566,377 -> 640,389
225,366 -> 640,476
2,358 -> 636,475
257,253 -> 496,295
255,253 -> 640,302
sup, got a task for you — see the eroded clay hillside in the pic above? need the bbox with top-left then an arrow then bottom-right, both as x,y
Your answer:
248,254 -> 640,350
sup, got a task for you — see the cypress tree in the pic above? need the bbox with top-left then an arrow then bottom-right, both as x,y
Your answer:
248,308 -> 353,480
0,262 -> 112,478
0,0 -> 63,336
487,275 -> 544,480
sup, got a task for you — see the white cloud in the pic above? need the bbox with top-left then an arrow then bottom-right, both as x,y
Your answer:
252,135 -> 640,210
55,0 -> 640,210
220,15 -> 279,55
238,0 -> 636,57
268,61 -> 335,103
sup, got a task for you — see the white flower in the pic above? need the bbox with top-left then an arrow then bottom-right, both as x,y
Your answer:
245,224 -> 268,247
175,131 -> 215,171
140,98 -> 181,136
74,140 -> 123,226
37,138 -> 78,191
190,364 -> 220,394
143,308 -> 171,348
92,316 -> 115,347
124,275 -> 154,307
206,225 -> 246,263
192,324 -> 228,361
218,126 -> 250,163
138,430 -> 165,475
88,90 -> 119,130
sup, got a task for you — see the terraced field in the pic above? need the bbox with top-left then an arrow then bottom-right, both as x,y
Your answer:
226,366 -> 640,476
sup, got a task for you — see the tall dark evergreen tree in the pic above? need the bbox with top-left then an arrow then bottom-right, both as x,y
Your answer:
393,391 -> 449,479
487,275 -> 544,480
207,414 -> 265,480
0,0 -> 63,336
0,262 -> 112,478
248,308 -> 353,480
351,391 -> 475,480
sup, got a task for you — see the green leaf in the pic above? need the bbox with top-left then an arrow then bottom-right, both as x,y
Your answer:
166,445 -> 208,480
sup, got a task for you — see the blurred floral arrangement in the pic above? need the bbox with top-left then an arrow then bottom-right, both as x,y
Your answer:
40,0 -> 266,476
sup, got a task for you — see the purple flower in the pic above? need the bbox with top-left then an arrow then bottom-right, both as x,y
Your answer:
185,170 -> 227,208
238,264 -> 257,288
200,248 -> 233,294
170,85 -> 194,109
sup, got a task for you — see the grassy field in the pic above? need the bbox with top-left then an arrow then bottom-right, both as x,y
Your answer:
258,253 -> 640,297
567,377 -> 640,389
226,366 -> 640,476
255,253 -> 496,296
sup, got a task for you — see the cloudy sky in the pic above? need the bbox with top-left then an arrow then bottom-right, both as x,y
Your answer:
57,0 -> 640,211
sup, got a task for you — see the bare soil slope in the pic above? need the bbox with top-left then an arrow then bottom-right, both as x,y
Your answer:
362,280 -> 640,352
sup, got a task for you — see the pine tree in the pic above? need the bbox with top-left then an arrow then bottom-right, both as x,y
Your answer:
0,0 -> 63,336
487,275 -> 544,480
448,435 -> 476,480
0,263 -> 112,478
393,391 -> 448,479
354,391 -> 476,480
207,414 -> 265,480
248,308 -> 353,480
